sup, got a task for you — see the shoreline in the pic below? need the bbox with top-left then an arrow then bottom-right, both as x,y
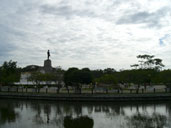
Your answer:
0,92 -> 171,102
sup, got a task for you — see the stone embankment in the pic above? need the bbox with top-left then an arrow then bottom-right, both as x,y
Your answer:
0,92 -> 171,102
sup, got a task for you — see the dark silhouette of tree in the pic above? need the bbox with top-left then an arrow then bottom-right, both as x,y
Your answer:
64,68 -> 92,93
49,70 -> 64,93
64,116 -> 94,128
95,74 -> 118,86
0,60 -> 20,86
130,64 -> 139,69
91,69 -> 104,80
28,72 -> 44,92
103,68 -> 116,74
125,113 -> 167,128
0,100 -> 20,125
135,54 -> 164,70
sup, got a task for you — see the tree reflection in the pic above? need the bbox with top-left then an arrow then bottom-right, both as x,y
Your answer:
64,116 -> 94,128
0,102 -> 19,125
124,113 -> 167,128
43,104 -> 51,123
31,103 -> 43,124
31,103 -> 53,125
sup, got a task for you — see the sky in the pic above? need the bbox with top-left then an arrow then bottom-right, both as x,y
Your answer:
0,0 -> 171,70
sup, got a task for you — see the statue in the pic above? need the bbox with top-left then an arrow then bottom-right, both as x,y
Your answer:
47,50 -> 50,60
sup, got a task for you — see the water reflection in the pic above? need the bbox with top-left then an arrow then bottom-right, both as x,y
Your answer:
64,116 -> 94,128
0,100 -> 171,128
0,100 -> 19,125
124,113 -> 167,128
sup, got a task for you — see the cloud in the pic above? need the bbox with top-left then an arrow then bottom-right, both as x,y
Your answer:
0,24 -> 19,61
40,4 -> 96,19
0,0 -> 171,70
116,7 -> 171,28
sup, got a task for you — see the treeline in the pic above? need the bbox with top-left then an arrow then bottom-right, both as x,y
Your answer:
0,55 -> 171,90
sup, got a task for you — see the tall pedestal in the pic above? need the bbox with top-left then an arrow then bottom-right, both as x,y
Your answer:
44,59 -> 52,73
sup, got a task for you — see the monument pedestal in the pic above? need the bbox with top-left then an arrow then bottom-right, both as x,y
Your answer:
44,59 -> 52,73
44,59 -> 52,67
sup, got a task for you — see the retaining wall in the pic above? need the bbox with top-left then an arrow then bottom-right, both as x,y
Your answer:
0,92 -> 171,102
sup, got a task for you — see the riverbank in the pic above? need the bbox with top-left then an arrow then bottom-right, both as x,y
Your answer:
0,92 -> 171,102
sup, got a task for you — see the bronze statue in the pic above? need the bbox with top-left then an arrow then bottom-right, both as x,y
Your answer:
47,50 -> 50,60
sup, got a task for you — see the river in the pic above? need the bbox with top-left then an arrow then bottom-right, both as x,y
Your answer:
0,99 -> 170,128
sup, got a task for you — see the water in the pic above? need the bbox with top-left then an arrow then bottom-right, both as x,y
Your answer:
0,99 -> 171,128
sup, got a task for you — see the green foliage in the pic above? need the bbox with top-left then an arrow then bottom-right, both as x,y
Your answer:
64,67 -> 79,86
0,54 -> 168,88
94,69 -> 159,87
103,68 -> 116,74
28,72 -> 44,86
64,68 -> 92,87
118,69 -> 158,85
153,70 -> 171,84
27,70 -> 64,90
95,74 -> 117,84
91,69 -> 103,80
132,54 -> 164,70
0,60 -> 20,85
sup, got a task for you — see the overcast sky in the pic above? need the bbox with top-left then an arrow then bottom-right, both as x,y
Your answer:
0,0 -> 171,70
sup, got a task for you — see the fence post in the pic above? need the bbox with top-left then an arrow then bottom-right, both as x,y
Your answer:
80,88 -> 82,94
130,89 -> 132,94
68,89 -> 69,94
106,88 -> 108,94
165,88 -> 167,93
153,88 -> 155,93
91,88 -> 94,94
136,89 -> 139,94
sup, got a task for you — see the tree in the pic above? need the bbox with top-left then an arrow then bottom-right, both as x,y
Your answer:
64,67 -> 79,93
103,68 -> 116,74
0,60 -> 20,86
50,71 -> 64,93
81,68 -> 91,72
136,54 -> 164,70
28,72 -> 44,92
64,68 -> 92,93
95,74 -> 117,85
64,67 -> 78,85
91,69 -> 104,81
153,58 -> 165,70
130,64 -> 139,69
153,70 -> 171,92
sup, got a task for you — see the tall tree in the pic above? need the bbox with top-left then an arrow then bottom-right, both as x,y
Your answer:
0,60 -> 20,86
28,72 -> 44,91
135,54 -> 164,70
64,68 -> 92,93
103,68 -> 116,74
